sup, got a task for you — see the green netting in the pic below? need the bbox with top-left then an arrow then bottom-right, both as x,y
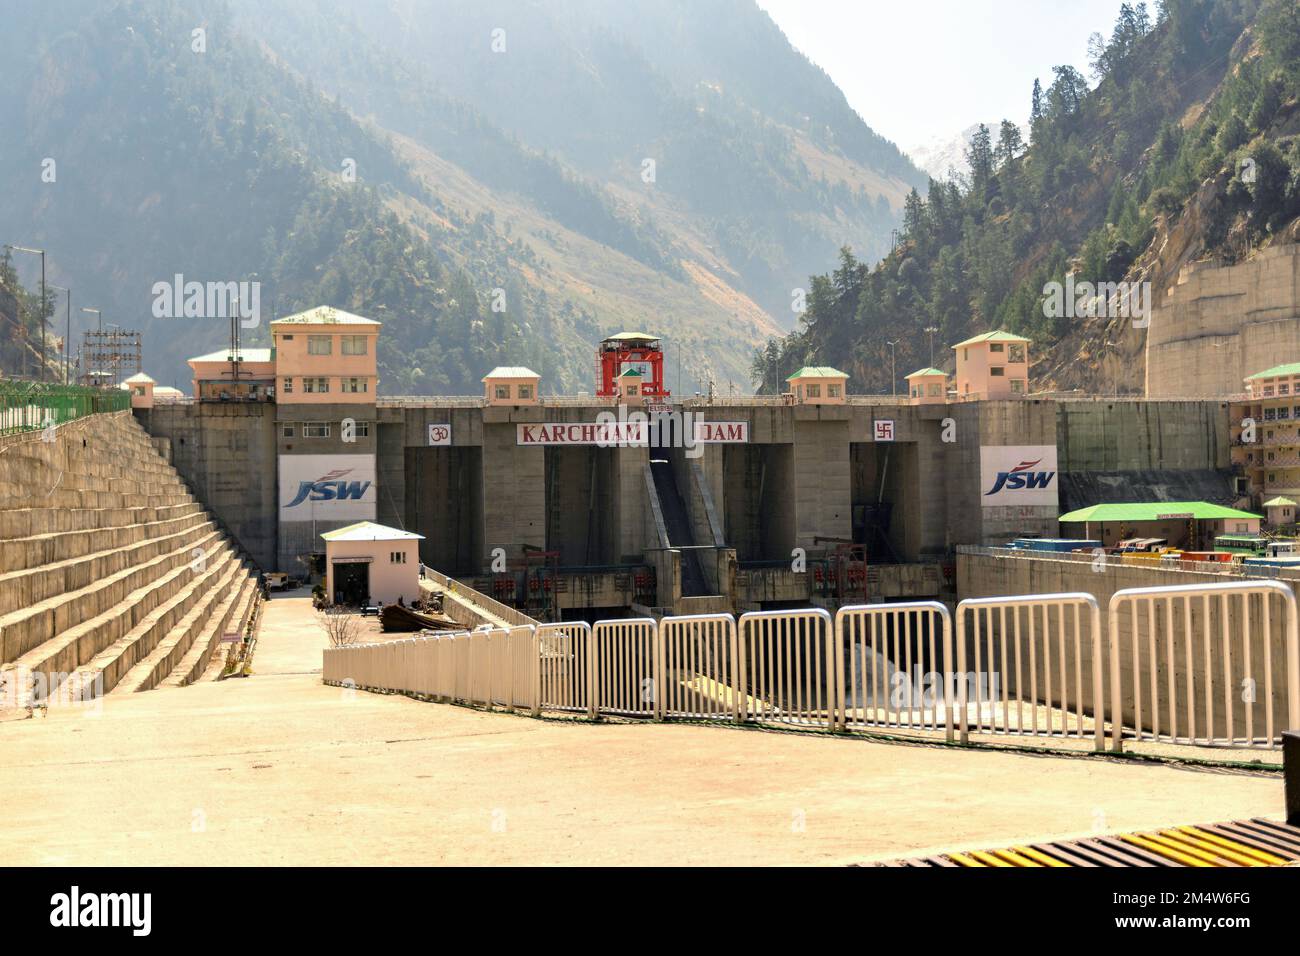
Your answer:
0,380 -> 130,436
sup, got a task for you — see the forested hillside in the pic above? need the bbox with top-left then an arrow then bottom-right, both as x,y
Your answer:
753,0 -> 1300,396
0,0 -> 922,394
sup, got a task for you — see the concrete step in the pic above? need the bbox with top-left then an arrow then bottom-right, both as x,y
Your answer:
0,517 -> 219,618
150,569 -> 256,691
194,583 -> 260,684
0,528 -> 224,666
0,487 -> 196,511
0,510 -> 212,574
0,458 -> 184,495
0,501 -> 204,540
0,536 -> 238,704
0,438 -> 188,489
102,557 -> 247,696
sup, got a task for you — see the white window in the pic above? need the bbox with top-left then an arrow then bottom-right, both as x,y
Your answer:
351,421 -> 371,438
341,377 -> 367,393
308,335 -> 332,355
282,424 -> 294,438
282,377 -> 293,394
303,423 -> 330,438
827,384 -> 842,398
1008,344 -> 1025,363
989,342 -> 1004,353
1011,379 -> 1024,393
390,551 -> 407,564
341,335 -> 368,355
517,384 -> 533,399
806,384 -> 821,398
303,377 -> 329,394
495,385 -> 509,400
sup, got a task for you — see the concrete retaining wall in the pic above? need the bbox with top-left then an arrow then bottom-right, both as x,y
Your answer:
958,550 -> 1292,737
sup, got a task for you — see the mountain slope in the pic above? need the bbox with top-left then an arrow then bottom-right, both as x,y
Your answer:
0,0 -> 922,395
753,0 -> 1300,397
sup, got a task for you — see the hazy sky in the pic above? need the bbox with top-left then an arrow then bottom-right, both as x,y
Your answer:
756,0 -> 1133,151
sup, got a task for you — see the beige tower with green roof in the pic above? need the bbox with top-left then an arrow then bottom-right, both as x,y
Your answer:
784,366 -> 848,405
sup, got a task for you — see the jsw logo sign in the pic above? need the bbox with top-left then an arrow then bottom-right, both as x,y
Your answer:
985,459 -> 1055,496
286,468 -> 371,508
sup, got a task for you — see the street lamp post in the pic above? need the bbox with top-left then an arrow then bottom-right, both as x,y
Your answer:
7,244 -> 47,382
924,326 -> 938,367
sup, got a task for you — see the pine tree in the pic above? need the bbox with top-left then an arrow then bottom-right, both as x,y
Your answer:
966,124 -> 995,198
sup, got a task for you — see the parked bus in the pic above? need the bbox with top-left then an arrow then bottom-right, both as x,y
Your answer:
1213,535 -> 1297,557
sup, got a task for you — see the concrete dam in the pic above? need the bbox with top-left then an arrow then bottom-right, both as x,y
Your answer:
133,394 -> 1234,620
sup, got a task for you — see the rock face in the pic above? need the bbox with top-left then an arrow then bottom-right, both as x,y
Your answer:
1034,160 -> 1300,400
1145,243 -> 1300,397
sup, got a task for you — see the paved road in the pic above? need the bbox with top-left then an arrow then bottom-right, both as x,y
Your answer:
0,594 -> 1285,865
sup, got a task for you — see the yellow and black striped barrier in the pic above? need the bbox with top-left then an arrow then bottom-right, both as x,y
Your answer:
879,819 -> 1300,868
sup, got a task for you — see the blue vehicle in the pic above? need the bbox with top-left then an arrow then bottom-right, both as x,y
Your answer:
1008,538 -> 1101,553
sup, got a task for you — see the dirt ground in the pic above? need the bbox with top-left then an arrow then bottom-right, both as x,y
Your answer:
0,592 -> 1286,866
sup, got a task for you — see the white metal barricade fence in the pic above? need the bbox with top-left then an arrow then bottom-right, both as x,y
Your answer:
737,608 -> 835,729
591,618 -> 659,718
658,614 -> 739,722
837,601 -> 954,740
1108,580 -> 1300,751
322,626 -> 538,712
323,580 -> 1300,755
956,593 -> 1104,750
537,621 -> 593,716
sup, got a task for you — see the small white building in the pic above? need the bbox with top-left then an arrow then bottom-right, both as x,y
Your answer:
122,372 -> 156,408
905,367 -> 948,405
483,366 -> 541,406
320,521 -> 425,606
784,366 -> 848,405
1264,495 -> 1296,528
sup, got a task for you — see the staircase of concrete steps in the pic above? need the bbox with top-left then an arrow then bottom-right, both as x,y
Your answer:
162,574 -> 259,688
0,410 -> 259,706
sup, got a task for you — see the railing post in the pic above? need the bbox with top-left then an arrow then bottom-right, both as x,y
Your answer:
1090,600 -> 1105,752
586,624 -> 598,720
955,607 -> 969,744
527,625 -> 538,716
730,614 -> 743,725
832,608 -> 845,731
940,604 -> 955,744
1287,584 -> 1300,735
1107,599 -> 1124,752
652,618 -> 664,722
